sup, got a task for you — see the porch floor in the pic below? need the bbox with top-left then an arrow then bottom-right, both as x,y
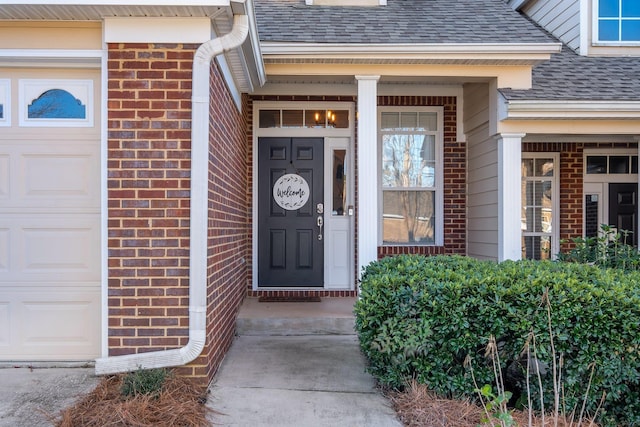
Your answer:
235,297 -> 357,336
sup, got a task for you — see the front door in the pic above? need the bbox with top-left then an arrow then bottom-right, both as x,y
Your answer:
609,183 -> 638,245
258,137 -> 324,287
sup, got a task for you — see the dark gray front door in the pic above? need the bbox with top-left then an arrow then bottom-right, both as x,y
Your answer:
609,183 -> 638,246
258,137 -> 324,287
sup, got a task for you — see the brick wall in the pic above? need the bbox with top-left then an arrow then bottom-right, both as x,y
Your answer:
378,96 -> 465,257
107,43 -> 195,360
201,63 -> 250,382
107,43 -> 249,384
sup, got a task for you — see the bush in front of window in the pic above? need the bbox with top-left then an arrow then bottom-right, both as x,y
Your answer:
557,223 -> 640,271
354,254 -> 640,426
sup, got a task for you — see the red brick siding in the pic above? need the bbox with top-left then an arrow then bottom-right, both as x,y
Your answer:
522,141 -> 638,253
107,43 -> 195,360
378,96 -> 465,257
108,44 -> 249,384
200,63 -> 250,382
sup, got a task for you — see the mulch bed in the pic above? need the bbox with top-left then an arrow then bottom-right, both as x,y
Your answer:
389,381 -> 599,427
54,373 -> 213,427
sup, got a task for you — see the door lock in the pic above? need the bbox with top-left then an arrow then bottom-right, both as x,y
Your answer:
317,215 -> 324,241
316,203 -> 324,214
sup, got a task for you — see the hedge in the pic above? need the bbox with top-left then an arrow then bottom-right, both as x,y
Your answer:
354,255 -> 640,426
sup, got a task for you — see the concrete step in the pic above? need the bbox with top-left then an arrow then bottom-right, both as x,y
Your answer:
235,297 -> 357,336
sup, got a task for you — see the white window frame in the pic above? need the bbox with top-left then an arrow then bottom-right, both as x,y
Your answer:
19,79 -> 94,127
378,106 -> 444,246
0,79 -> 10,127
521,152 -> 560,260
593,0 -> 640,45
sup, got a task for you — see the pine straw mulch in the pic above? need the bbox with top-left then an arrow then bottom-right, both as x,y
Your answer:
54,373 -> 213,427
389,381 -> 599,427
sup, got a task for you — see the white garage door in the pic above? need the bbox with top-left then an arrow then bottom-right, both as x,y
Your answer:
0,69 -> 101,360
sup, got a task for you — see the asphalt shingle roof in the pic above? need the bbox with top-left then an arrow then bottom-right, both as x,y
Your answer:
500,45 -> 640,102
254,0 -> 555,44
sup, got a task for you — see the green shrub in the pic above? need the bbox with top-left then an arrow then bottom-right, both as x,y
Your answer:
558,224 -> 640,271
120,368 -> 170,398
354,254 -> 640,426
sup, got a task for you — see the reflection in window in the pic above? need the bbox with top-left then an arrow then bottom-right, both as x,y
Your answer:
332,149 -> 347,216
380,108 -> 441,245
383,191 -> 435,244
0,104 -> 3,119
27,89 -> 86,119
258,108 -> 349,129
522,155 -> 556,260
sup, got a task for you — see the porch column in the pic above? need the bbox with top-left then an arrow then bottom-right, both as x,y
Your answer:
356,75 -> 380,277
497,133 -> 525,261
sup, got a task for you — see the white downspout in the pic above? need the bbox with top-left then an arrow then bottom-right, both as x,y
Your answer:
95,11 -> 250,375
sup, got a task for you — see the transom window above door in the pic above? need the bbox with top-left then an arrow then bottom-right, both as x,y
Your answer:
259,108 -> 349,129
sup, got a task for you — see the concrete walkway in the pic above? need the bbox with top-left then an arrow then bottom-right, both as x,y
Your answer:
207,335 -> 401,427
207,298 -> 402,427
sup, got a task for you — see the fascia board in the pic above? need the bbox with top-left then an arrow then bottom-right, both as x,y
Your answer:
261,42 -> 562,65
506,100 -> 640,119
261,42 -> 562,56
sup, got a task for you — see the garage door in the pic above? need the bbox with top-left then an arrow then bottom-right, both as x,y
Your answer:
0,69 -> 101,360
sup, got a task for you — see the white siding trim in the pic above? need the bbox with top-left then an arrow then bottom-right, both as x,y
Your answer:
498,133 -> 524,261
104,17 -> 211,43
356,75 -> 379,277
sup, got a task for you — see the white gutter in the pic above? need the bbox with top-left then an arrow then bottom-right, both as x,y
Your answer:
95,9 -> 249,375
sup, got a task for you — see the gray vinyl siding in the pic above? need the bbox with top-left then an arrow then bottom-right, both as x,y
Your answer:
521,0 -> 580,51
464,83 -> 499,261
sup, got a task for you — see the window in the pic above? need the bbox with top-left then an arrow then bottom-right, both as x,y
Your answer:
597,0 -> 640,42
380,108 -> 442,245
521,154 -> 559,260
19,79 -> 93,127
258,108 -> 349,129
0,79 -> 9,126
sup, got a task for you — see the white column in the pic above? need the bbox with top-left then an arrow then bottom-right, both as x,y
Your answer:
356,75 -> 380,277
497,133 -> 525,261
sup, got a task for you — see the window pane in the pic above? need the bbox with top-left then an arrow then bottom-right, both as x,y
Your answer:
535,158 -> 554,177
332,149 -> 347,216
585,194 -> 599,238
522,236 -> 551,260
400,112 -> 418,129
418,112 -> 438,131
586,156 -> 607,174
600,0 -> 619,17
522,158 -> 534,177
282,110 -> 303,128
306,110 -> 325,128
259,110 -> 280,128
382,134 -> 435,188
383,191 -> 435,244
331,110 -> 349,129
632,156 -> 638,173
623,0 -> 640,17
599,19 -> 620,40
622,20 -> 640,40
609,156 -> 629,173
381,112 -> 399,130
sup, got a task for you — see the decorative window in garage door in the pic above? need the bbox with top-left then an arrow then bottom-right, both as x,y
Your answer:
0,79 -> 9,126
19,79 -> 93,127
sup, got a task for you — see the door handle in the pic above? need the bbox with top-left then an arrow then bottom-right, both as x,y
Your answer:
317,215 -> 324,241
